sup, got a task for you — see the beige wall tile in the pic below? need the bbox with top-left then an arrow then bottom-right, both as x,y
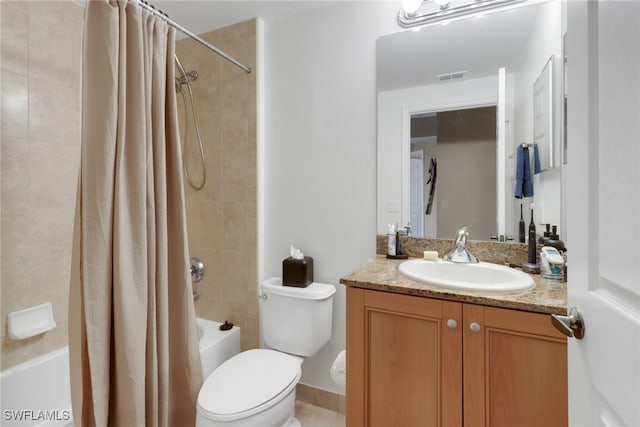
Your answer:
222,201 -> 249,251
1,70 -> 29,139
28,1 -> 81,88
199,200 -> 223,250
1,0 -> 81,370
178,20 -> 259,355
29,77 -> 80,143
0,2 -> 29,74
1,139 -> 29,216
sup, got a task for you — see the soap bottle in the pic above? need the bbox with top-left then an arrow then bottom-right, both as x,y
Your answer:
518,204 -> 526,243
387,224 -> 396,257
546,225 -> 566,253
538,223 -> 551,245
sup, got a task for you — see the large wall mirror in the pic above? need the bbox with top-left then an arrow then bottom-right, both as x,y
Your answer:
377,0 -> 565,241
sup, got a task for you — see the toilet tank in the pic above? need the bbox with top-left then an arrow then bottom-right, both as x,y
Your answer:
261,277 -> 336,357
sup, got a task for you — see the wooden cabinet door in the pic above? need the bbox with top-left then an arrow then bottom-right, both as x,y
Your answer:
346,287 -> 462,427
463,304 -> 568,427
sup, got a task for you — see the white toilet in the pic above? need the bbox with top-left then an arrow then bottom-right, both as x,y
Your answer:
196,277 -> 336,427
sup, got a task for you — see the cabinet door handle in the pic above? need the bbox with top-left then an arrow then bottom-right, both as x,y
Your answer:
447,319 -> 458,329
469,322 -> 481,332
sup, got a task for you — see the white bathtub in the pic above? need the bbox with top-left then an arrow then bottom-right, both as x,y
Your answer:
0,347 -> 72,427
0,318 -> 240,427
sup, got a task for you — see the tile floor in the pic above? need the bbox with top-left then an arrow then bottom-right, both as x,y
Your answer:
296,401 -> 345,427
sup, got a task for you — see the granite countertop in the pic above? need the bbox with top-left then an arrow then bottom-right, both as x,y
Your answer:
340,255 -> 567,315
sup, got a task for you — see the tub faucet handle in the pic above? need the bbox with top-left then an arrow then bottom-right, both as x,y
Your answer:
190,257 -> 204,282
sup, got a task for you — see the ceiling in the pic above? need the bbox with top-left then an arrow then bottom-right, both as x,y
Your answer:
105,0 -> 549,93
155,1 -> 334,37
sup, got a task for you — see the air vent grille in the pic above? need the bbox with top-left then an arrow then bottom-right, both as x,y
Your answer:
436,70 -> 466,81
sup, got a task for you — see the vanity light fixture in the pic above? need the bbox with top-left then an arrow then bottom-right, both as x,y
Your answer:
398,0 -> 527,28
402,0 -> 422,16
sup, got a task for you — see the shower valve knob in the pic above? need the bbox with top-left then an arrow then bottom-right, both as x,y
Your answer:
190,257 -> 204,282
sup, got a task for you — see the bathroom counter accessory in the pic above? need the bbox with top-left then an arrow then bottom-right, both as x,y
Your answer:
7,302 -> 57,340
340,255 -> 566,315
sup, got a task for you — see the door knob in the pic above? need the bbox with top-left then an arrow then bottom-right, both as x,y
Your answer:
551,307 -> 585,339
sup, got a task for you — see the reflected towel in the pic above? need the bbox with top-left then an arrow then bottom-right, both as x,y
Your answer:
533,144 -> 542,174
514,145 -> 534,198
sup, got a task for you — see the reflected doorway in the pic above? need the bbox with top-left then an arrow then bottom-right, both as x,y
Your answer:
410,106 -> 497,240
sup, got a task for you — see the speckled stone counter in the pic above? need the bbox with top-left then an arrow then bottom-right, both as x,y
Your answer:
340,255 -> 567,315
376,235 -> 544,265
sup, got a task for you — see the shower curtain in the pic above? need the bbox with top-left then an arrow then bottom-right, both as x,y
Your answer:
69,1 -> 202,425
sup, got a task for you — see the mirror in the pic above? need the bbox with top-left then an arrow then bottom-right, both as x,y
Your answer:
377,0 -> 564,241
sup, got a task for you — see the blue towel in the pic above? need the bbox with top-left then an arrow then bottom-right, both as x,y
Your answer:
514,145 -> 534,198
533,144 -> 542,174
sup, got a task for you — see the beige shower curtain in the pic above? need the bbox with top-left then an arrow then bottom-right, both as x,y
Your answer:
69,1 -> 202,425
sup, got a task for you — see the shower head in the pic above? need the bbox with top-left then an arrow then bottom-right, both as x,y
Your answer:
176,70 -> 198,88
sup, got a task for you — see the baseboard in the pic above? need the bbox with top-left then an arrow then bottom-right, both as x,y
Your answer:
296,383 -> 345,414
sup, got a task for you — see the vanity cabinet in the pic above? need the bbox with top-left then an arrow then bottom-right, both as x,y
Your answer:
346,287 -> 568,427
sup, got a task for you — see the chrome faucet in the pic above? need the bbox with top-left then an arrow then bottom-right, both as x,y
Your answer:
444,225 -> 478,263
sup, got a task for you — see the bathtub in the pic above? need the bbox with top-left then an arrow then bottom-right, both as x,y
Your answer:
1,347 -> 72,427
0,318 -> 240,427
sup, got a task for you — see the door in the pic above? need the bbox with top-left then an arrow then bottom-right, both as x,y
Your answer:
496,67 -> 507,238
566,1 -> 640,425
410,150 -> 424,237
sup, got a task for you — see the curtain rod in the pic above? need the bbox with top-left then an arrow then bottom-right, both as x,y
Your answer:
135,0 -> 252,74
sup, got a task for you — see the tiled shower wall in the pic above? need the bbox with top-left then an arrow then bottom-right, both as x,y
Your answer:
176,21 -> 259,351
1,1 -> 83,369
1,4 -> 258,369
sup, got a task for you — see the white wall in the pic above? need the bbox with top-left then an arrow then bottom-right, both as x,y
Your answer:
512,0 -> 563,233
263,2 -> 399,394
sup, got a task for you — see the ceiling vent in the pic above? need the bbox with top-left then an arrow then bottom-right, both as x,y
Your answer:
436,70 -> 466,81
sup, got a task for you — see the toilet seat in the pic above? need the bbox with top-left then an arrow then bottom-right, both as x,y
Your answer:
197,349 -> 302,423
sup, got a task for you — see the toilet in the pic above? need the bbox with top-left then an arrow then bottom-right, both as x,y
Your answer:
196,277 -> 336,427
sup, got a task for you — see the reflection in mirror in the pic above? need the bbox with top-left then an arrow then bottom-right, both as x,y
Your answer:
377,0 -> 564,241
410,107 -> 497,239
533,56 -> 554,171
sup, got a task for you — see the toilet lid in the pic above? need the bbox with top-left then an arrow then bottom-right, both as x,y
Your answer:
197,349 -> 302,422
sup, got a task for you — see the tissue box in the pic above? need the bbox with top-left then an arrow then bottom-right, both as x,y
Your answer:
282,256 -> 313,287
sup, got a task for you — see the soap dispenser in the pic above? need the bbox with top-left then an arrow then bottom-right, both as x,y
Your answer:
546,225 -> 566,253
538,223 -> 551,245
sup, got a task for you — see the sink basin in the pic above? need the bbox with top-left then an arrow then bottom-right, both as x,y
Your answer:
398,259 -> 535,292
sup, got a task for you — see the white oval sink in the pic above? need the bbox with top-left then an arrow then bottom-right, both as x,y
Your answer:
398,259 -> 535,292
